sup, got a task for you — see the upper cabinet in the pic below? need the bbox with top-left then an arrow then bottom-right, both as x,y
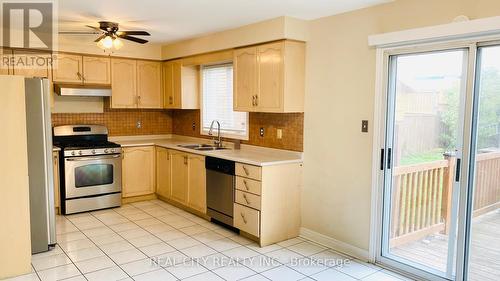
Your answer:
111,58 -> 162,109
137,61 -> 162,108
162,60 -> 199,109
53,53 -> 110,85
52,54 -> 83,83
12,50 -> 51,78
82,56 -> 111,85
233,40 -> 305,113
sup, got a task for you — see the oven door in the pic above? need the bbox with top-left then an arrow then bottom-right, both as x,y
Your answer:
64,154 -> 122,199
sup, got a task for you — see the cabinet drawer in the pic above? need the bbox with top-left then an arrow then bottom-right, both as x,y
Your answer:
235,190 -> 261,210
234,203 -> 260,237
236,163 -> 261,180
235,176 -> 261,195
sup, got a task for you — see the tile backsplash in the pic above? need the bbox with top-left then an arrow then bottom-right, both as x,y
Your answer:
51,107 -> 172,136
52,105 -> 303,151
172,110 -> 304,152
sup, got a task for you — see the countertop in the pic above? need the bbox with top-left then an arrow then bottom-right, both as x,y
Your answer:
110,135 -> 303,167
53,146 -> 61,152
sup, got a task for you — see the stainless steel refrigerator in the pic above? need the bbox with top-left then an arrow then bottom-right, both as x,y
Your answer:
24,78 -> 57,253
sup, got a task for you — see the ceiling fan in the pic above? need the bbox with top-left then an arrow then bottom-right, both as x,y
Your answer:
60,21 -> 151,50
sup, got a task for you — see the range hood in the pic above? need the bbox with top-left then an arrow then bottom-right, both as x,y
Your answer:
54,84 -> 111,97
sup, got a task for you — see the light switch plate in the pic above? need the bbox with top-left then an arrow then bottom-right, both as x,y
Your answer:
260,127 -> 265,137
277,129 -> 283,139
362,120 -> 368,133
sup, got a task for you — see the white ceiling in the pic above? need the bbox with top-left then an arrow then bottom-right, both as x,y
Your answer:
59,0 -> 389,44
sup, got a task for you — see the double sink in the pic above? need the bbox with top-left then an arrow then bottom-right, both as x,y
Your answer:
177,144 -> 229,151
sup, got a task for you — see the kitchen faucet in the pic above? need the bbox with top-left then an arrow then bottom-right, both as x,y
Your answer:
208,120 -> 222,148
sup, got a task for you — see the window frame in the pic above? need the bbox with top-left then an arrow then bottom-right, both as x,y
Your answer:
199,62 -> 249,140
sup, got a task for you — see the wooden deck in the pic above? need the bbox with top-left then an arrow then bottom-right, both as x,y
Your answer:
391,209 -> 500,281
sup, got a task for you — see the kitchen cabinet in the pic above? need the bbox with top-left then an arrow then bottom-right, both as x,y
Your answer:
187,154 -> 206,213
12,50 -> 51,78
52,54 -> 83,83
137,60 -> 162,108
156,147 -> 172,199
53,151 -> 60,213
53,53 -> 111,85
82,56 -> 111,85
122,146 -> 155,198
233,40 -> 305,113
0,48 -> 13,75
162,60 -> 199,109
111,58 -> 137,108
170,150 -> 188,204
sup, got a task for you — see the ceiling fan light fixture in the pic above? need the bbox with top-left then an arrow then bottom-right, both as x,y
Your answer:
113,38 -> 124,50
101,35 -> 114,49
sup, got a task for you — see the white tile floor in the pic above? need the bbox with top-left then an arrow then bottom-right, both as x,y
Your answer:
5,200 -> 412,281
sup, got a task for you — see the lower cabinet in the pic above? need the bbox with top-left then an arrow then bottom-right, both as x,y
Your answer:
170,150 -> 189,204
122,146 -> 155,198
156,147 -> 172,198
187,154 -> 206,213
155,148 -> 206,214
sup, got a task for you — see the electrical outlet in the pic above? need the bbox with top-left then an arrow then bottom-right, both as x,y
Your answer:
260,127 -> 265,137
277,129 -> 283,139
362,120 -> 368,133
136,120 -> 142,129
192,122 -> 196,131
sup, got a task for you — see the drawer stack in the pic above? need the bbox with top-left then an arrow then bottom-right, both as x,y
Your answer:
234,163 -> 261,237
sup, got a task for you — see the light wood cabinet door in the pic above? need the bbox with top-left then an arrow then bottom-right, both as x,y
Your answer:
122,146 -> 155,198
111,58 -> 137,108
187,154 -> 206,213
234,47 -> 258,111
53,54 -> 83,83
162,62 -> 175,108
170,150 -> 188,204
257,42 -> 283,111
137,60 -> 162,108
52,152 -> 60,210
156,147 -> 172,199
83,56 -> 110,85
12,51 -> 50,78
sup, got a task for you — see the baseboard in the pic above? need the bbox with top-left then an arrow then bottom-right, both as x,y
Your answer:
122,193 -> 157,204
299,227 -> 369,261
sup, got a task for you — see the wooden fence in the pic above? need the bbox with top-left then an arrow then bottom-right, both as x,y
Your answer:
389,152 -> 500,247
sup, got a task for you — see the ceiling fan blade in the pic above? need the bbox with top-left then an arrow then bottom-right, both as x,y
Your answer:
59,31 -> 100,35
116,31 -> 150,36
94,34 -> 107,42
118,35 -> 148,44
86,25 -> 103,31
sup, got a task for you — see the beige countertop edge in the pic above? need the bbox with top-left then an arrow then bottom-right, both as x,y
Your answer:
53,146 -> 61,151
110,135 -> 303,167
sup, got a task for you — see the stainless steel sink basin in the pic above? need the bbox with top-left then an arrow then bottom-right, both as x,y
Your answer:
177,144 -> 228,151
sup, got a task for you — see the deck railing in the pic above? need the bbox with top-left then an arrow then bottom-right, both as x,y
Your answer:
389,151 -> 500,247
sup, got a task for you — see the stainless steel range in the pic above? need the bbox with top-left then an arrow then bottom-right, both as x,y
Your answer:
53,125 -> 122,214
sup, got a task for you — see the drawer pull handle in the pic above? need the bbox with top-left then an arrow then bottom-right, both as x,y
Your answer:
243,180 -> 249,190
242,166 -> 249,175
243,193 -> 250,205
240,213 -> 247,224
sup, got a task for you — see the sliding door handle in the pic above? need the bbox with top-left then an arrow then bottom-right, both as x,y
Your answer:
387,148 -> 392,170
455,158 -> 461,182
380,149 -> 385,170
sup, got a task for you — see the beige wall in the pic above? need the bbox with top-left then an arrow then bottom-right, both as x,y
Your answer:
161,16 -> 308,60
302,0 -> 500,253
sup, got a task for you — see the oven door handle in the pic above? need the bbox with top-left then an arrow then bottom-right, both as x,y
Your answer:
66,154 -> 121,161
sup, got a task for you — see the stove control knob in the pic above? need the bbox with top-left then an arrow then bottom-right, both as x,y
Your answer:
78,151 -> 83,155
71,151 -> 75,156
110,148 -> 115,153
104,149 -> 109,153
92,149 -> 96,154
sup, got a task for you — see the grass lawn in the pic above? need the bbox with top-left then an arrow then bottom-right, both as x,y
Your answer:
399,149 -> 446,166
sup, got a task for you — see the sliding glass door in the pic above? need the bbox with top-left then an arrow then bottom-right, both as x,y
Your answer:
465,45 -> 500,281
380,42 -> 500,281
381,49 -> 468,280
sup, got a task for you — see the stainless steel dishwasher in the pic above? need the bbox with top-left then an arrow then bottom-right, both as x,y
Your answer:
206,156 -> 235,226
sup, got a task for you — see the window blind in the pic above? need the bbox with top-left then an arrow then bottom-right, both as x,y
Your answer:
201,63 -> 248,139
